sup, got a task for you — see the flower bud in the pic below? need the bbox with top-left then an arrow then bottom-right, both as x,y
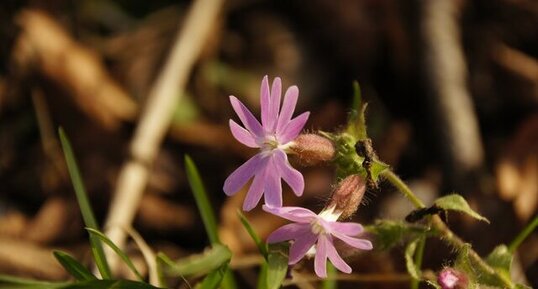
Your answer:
437,268 -> 468,289
289,133 -> 335,165
326,174 -> 366,219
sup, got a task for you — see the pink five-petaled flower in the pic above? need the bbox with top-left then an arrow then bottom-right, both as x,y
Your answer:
263,205 -> 373,278
223,76 -> 310,211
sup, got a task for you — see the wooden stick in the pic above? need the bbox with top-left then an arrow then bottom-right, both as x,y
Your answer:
104,0 -> 224,272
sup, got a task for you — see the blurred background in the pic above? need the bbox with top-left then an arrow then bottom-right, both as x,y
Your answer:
0,0 -> 536,288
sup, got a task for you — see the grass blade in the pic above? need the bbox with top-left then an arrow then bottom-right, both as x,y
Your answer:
237,210 -> 268,258
86,228 -> 144,281
53,250 -> 97,281
58,127 -> 111,279
184,155 -> 237,289
184,155 -> 220,244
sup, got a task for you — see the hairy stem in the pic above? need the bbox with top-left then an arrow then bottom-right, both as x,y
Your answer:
384,169 -> 513,288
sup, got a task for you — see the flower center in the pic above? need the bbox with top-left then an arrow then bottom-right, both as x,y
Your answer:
310,218 -> 329,235
261,134 -> 279,151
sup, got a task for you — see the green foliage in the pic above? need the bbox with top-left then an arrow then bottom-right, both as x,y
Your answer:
265,243 -> 289,289
405,239 -> 421,280
0,275 -> 162,289
366,220 -> 432,250
53,251 -> 96,282
199,263 -> 229,289
434,194 -> 489,223
322,263 -> 337,289
157,244 -> 231,277
184,155 -> 220,245
58,128 -> 111,279
184,155 -> 237,289
85,228 -> 144,281
347,81 -> 367,140
237,211 -> 268,258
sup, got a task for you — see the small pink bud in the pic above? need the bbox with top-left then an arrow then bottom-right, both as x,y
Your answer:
326,174 -> 366,219
437,268 -> 468,289
290,133 -> 335,165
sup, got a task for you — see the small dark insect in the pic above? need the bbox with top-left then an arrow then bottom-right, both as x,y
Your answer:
405,205 -> 446,223
355,138 -> 377,189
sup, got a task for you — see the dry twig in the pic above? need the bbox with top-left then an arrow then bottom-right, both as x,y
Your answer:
103,0 -> 225,272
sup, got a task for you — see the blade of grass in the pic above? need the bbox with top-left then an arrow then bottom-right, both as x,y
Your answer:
86,228 -> 144,281
237,210 -> 268,258
53,250 -> 97,281
184,155 -> 237,289
58,127 -> 111,279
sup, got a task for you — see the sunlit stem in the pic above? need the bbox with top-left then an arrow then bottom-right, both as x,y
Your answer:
382,170 -> 425,209
508,215 -> 538,254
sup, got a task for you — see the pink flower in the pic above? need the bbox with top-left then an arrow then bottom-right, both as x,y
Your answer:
263,205 -> 373,278
224,76 -> 310,211
438,268 -> 468,289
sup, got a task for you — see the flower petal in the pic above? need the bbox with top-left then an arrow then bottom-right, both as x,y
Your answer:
267,223 -> 311,243
223,154 -> 264,196
262,205 -> 317,223
332,231 -> 373,250
325,236 -> 352,273
314,235 -> 329,278
267,77 -> 282,131
260,76 -> 271,130
276,85 -> 298,134
274,150 -> 304,196
329,222 -> 364,235
243,172 -> 266,211
279,111 -> 310,144
288,233 -> 318,264
229,120 -> 259,148
229,95 -> 264,138
263,157 -> 283,207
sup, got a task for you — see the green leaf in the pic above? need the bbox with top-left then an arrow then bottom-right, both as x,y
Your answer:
199,264 -> 228,289
485,245 -> 512,283
157,244 -> 231,277
0,274 -> 67,289
405,239 -> 421,280
53,251 -> 97,281
237,211 -> 268,258
434,194 -> 489,223
322,263 -> 337,289
366,220 -> 432,250
184,155 -> 220,245
85,228 -> 144,281
60,280 -> 162,289
266,243 -> 288,289
58,128 -> 111,279
347,81 -> 367,140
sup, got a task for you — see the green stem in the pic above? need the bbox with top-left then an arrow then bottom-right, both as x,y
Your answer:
508,215 -> 538,254
410,237 -> 426,289
382,170 -> 425,209
383,169 -> 513,288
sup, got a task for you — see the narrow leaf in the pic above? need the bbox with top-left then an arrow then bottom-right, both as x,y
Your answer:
60,279 -> 162,289
85,228 -> 144,281
404,239 -> 421,280
0,274 -> 67,289
434,194 -> 489,223
200,264 -> 228,289
184,155 -> 220,245
257,262 -> 268,289
58,128 -> 111,279
266,243 -> 288,289
237,211 -> 268,258
53,251 -> 97,281
157,244 -> 231,277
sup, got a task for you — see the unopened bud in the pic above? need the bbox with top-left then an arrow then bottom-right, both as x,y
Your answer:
326,174 -> 366,219
437,268 -> 468,289
290,134 -> 335,165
